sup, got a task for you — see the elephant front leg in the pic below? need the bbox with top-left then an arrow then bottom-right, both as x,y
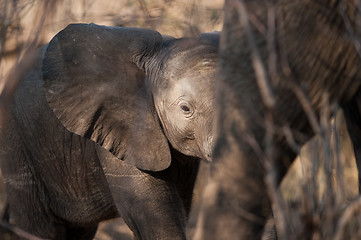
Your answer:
106,165 -> 188,240
98,149 -> 189,240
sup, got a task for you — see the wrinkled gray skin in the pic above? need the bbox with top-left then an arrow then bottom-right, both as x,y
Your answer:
0,23 -> 218,240
195,0 -> 361,239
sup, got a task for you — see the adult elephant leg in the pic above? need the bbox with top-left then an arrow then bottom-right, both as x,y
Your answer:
97,146 -> 198,240
342,91 -> 361,194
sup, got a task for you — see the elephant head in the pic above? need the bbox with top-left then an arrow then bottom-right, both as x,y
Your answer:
43,23 -> 218,171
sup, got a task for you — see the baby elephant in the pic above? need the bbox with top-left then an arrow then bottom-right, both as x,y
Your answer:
0,23 -> 219,239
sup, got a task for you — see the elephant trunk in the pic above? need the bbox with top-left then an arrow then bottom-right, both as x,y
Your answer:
202,134 -> 213,162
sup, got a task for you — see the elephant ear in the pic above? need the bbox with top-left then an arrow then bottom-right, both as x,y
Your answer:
200,32 -> 220,47
43,23 -> 171,171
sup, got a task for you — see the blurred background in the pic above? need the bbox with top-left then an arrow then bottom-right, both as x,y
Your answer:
0,0 -> 224,89
0,0 -> 359,239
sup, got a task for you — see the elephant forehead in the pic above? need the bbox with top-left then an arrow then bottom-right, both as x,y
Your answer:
166,73 -> 215,106
169,76 -> 197,98
167,54 -> 216,76
157,52 -> 217,102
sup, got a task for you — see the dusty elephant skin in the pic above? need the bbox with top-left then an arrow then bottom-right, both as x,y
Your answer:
0,23 -> 219,240
195,0 -> 361,239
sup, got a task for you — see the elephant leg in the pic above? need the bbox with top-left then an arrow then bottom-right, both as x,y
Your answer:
341,92 -> 361,194
97,147 -> 198,240
0,131 -> 67,239
3,172 -> 68,239
167,149 -> 201,219
3,146 -> 101,240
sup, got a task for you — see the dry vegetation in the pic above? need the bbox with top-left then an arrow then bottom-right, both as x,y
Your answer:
0,0 -> 361,240
277,111 -> 359,240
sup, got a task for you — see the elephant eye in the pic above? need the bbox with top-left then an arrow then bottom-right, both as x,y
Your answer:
179,102 -> 194,117
181,105 -> 190,112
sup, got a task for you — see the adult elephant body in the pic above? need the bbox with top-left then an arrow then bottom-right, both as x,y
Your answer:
0,24 -> 218,239
195,0 -> 361,239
